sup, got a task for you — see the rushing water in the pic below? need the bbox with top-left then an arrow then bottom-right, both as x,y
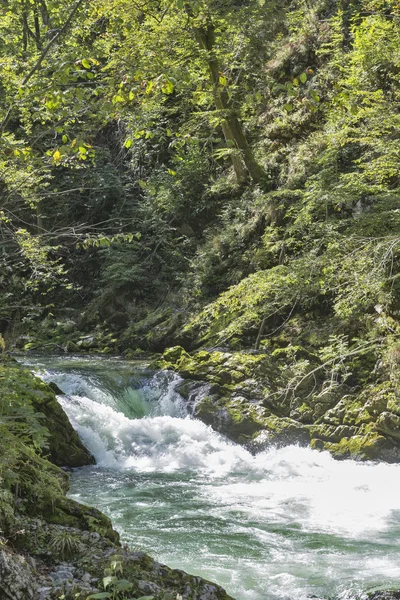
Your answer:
23,355 -> 400,600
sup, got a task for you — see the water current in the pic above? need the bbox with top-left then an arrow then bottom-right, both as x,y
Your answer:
23,355 -> 400,600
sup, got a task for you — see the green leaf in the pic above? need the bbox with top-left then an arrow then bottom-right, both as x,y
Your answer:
283,103 -> 293,112
161,80 -> 174,94
86,594 -> 112,599
103,575 -> 117,589
115,579 -> 133,591
124,139 -> 133,149
62,135 -> 68,144
310,90 -> 320,102
300,72 -> 307,83
81,59 -> 91,69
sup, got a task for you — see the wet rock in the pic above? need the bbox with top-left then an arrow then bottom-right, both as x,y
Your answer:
77,335 -> 98,349
65,340 -> 80,353
48,381 -> 64,395
157,347 -> 400,462
366,591 -> 400,600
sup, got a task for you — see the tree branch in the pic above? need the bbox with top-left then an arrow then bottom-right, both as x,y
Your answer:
0,0 -> 86,134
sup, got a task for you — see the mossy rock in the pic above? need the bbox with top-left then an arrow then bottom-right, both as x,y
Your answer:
311,431 -> 400,463
85,548 -> 234,600
43,497 -> 119,544
0,360 -> 95,467
65,340 -> 80,353
158,347 -> 400,462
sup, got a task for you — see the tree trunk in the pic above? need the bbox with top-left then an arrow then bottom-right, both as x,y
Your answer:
22,8 -> 28,56
39,0 -> 51,27
33,4 -> 43,49
191,14 -> 266,185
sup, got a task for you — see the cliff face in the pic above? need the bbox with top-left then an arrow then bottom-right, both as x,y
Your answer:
0,358 -> 233,600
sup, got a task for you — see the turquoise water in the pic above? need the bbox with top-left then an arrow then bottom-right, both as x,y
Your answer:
24,355 -> 400,600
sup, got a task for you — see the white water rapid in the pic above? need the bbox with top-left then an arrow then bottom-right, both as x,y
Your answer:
25,356 -> 400,600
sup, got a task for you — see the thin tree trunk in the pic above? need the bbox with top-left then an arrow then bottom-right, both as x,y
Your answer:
191,14 -> 266,185
39,0 -> 50,27
255,316 -> 267,350
36,203 -> 43,233
33,5 -> 43,49
22,9 -> 28,56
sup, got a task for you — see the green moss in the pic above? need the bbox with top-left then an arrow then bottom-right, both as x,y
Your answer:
157,344 -> 400,462
318,433 -> 386,461
0,360 -> 94,468
45,497 -> 119,543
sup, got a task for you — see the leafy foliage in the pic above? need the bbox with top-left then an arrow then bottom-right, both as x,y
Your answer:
0,359 -> 66,533
87,555 -> 154,600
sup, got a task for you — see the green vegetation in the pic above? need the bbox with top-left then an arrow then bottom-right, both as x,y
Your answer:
87,555 -> 154,600
0,357 -> 114,538
1,1 -> 400,449
2,3 -> 400,593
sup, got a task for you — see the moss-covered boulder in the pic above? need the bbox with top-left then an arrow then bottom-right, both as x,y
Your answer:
0,358 -> 94,467
156,347 -> 400,462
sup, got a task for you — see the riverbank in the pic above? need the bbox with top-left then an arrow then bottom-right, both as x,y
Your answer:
152,345 -> 400,463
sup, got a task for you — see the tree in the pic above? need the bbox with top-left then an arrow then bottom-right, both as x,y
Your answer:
185,2 -> 267,184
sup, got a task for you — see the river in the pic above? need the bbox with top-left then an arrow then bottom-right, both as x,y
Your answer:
23,355 -> 400,600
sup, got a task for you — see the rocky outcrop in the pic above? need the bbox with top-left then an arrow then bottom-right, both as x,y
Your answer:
7,518 -> 233,600
1,358 -> 94,467
0,547 -> 38,600
155,346 -> 400,462
30,377 -> 96,467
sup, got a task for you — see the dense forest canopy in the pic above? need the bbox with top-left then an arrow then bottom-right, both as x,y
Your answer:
1,0 -> 400,371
